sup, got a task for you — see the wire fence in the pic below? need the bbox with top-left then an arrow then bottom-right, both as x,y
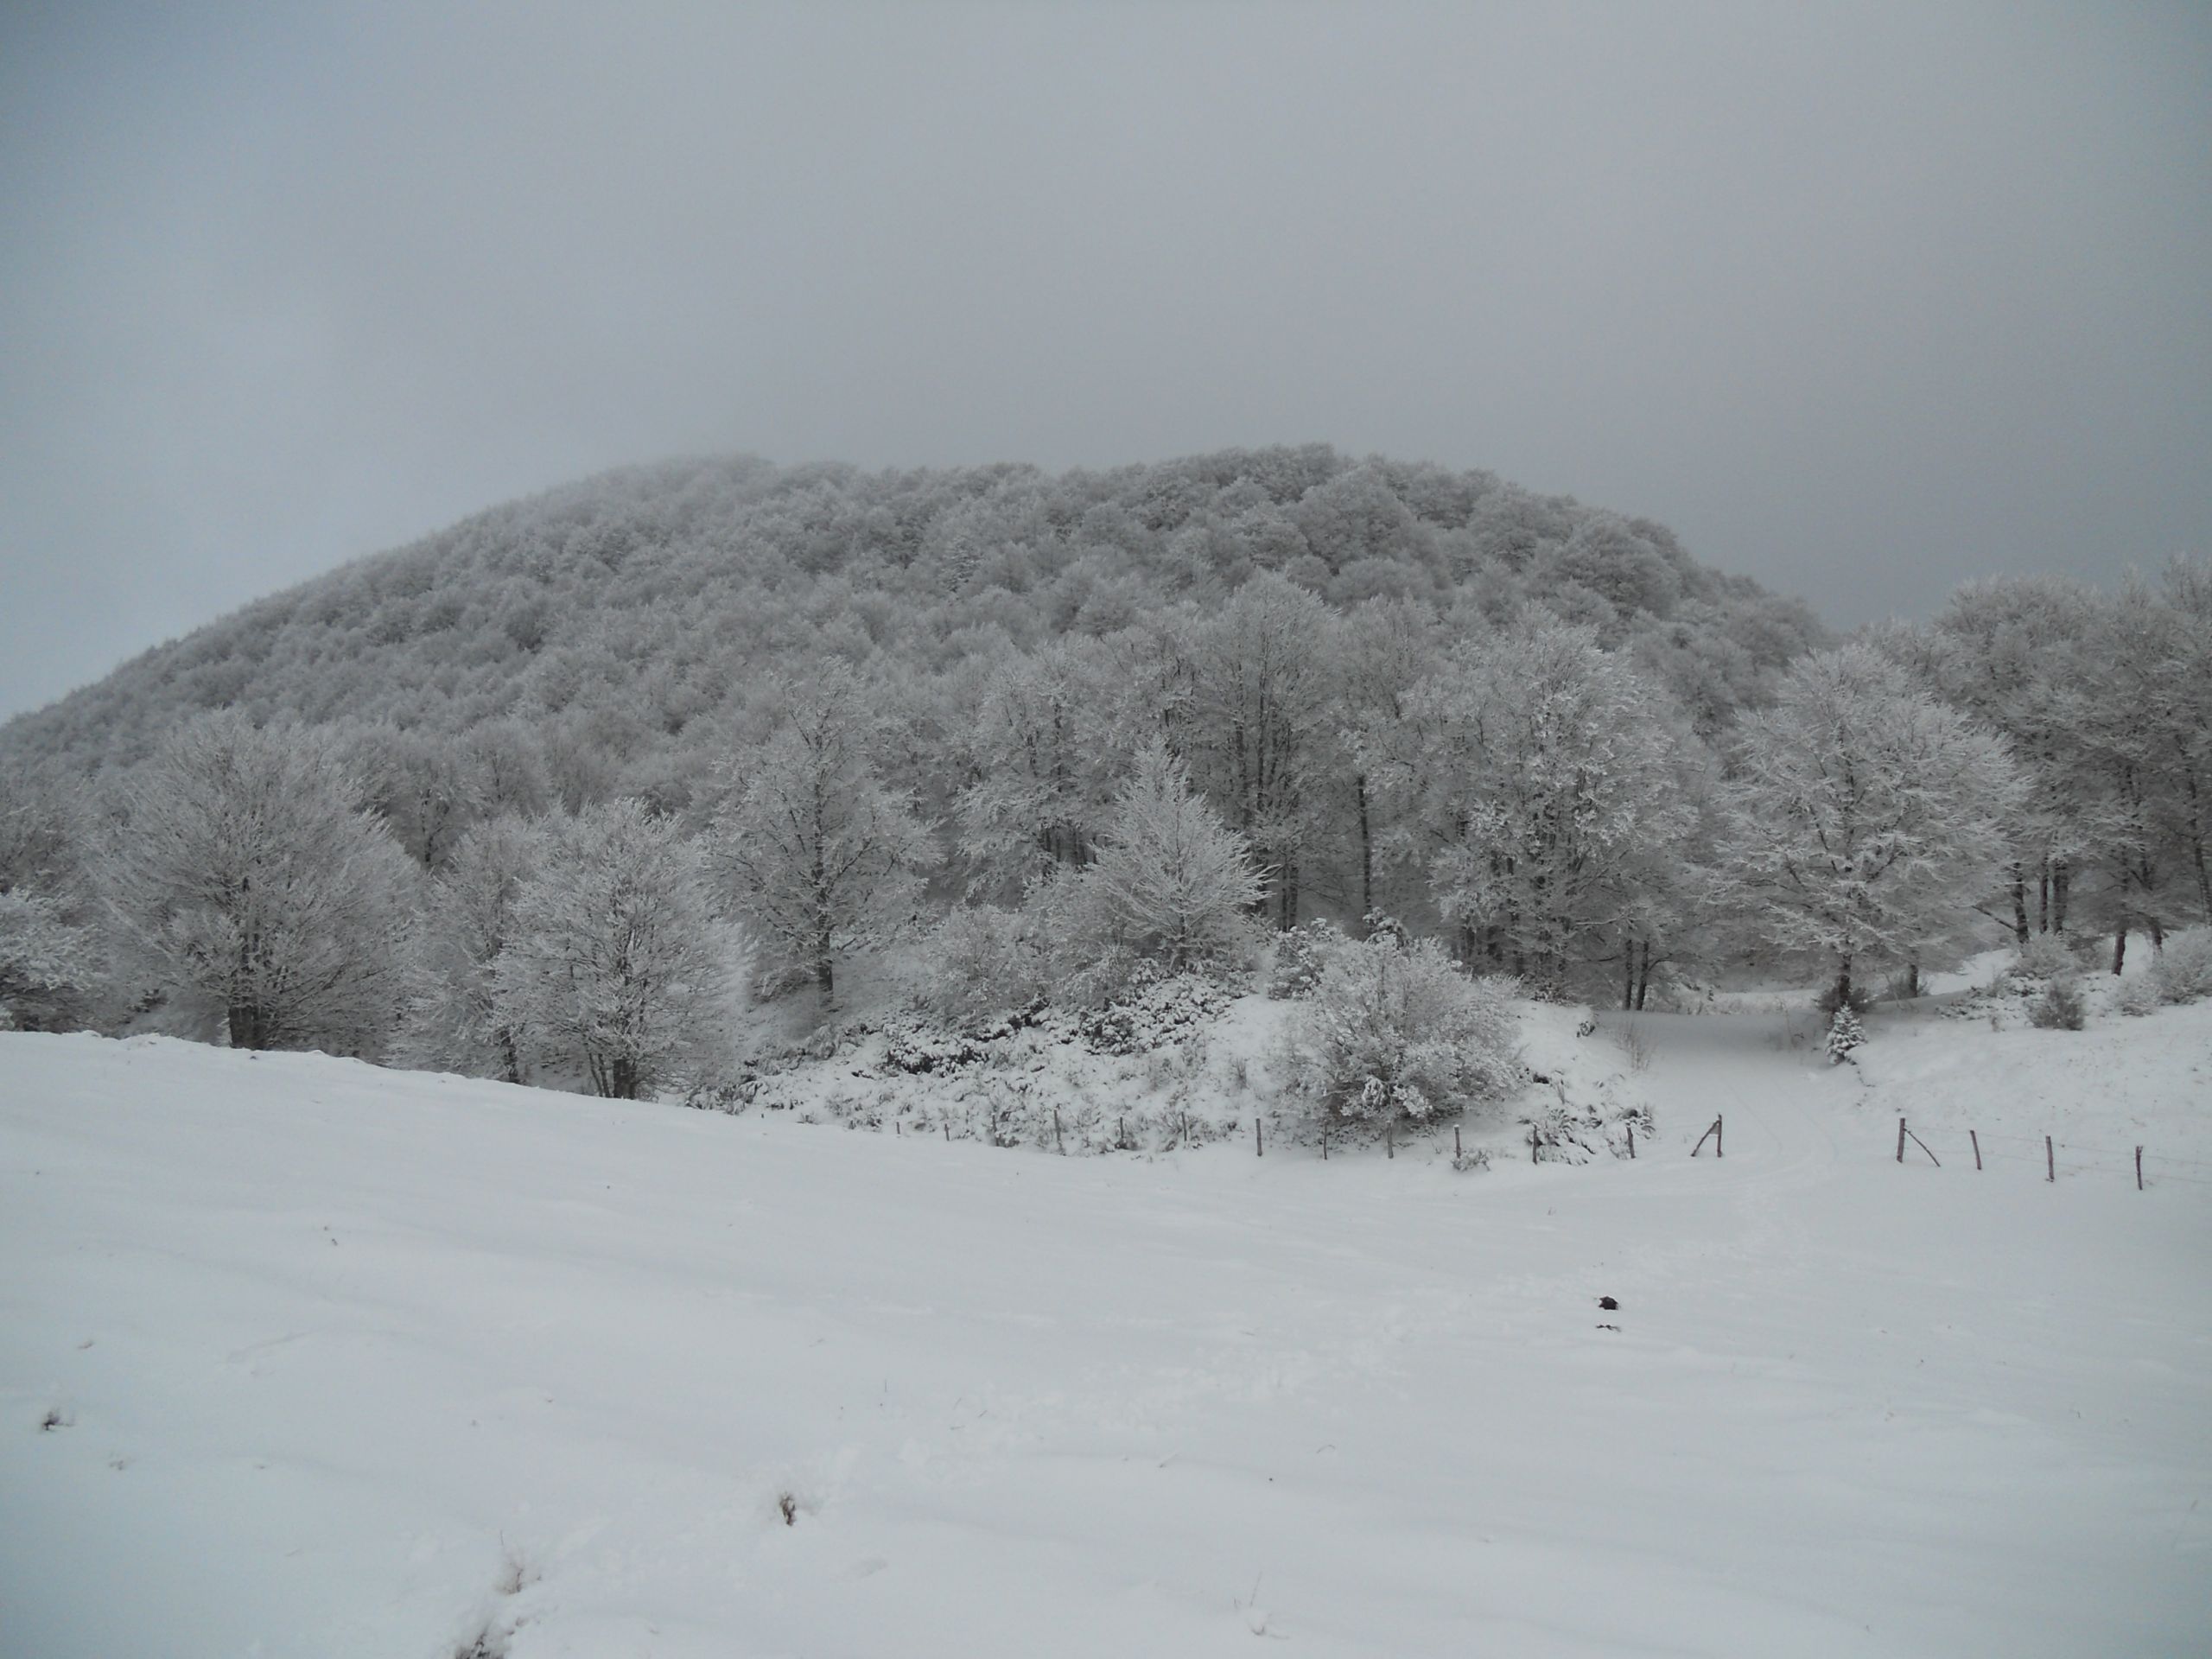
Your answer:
1888,1116 -> 2212,1187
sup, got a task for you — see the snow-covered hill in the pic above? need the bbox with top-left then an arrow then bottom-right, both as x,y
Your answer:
3,1004 -> 2209,1656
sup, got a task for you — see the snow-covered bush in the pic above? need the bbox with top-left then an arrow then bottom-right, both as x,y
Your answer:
2012,933 -> 2075,983
2151,929 -> 2212,1005
1283,932 -> 1520,1129
2112,974 -> 2161,1018
2028,977 -> 2086,1031
1074,964 -> 1233,1056
1268,918 -> 1344,1000
1824,1005 -> 1865,1065
909,904 -> 1045,1030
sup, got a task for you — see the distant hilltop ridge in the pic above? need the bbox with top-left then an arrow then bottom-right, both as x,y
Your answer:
0,445 -> 1825,786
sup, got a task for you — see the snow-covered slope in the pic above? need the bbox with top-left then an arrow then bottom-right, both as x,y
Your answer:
3,1008 -> 2209,1656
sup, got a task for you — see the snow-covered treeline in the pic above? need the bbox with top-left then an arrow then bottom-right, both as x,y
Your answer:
0,451 -> 2206,1116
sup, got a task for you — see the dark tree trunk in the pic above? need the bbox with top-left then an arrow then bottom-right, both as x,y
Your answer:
1354,775 -> 1373,931
1832,956 -> 1853,1014
2011,865 -> 2030,945
2112,926 -> 2126,976
1621,938 -> 1636,1011
1634,941 -> 1653,1011
2053,861 -> 2071,933
2037,859 -> 2050,934
227,1002 -> 270,1051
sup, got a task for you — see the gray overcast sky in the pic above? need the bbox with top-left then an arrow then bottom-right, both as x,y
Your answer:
3,2 -> 2207,719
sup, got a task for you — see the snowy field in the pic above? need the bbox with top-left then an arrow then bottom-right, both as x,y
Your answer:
3,1006 -> 2209,1657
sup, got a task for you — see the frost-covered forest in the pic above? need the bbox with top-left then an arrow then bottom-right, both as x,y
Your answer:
2,448 -> 2209,1112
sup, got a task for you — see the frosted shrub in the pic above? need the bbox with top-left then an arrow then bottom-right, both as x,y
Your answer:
2151,928 -> 2212,1005
2027,977 -> 2086,1031
2112,974 -> 2161,1018
1268,918 -> 1344,1000
910,905 -> 1045,1030
2012,933 -> 2074,983
1074,963 -> 1233,1056
1284,933 -> 1520,1130
1823,1005 -> 1865,1065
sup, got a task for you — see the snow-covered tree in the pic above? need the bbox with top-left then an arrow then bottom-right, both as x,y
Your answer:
1824,1005 -> 1865,1065
491,799 -> 727,1098
1393,618 -> 1694,989
1719,645 -> 2025,1012
101,715 -> 417,1054
0,760 -> 101,1030
1913,575 -> 2099,941
714,669 -> 936,1000
1061,741 -> 1262,975
341,724 -> 486,868
1185,572 -> 1336,926
1283,930 -> 1521,1129
953,643 -> 1124,892
408,814 -> 543,1080
0,890 -> 96,1031
908,904 -> 1045,1029
1327,597 -> 1440,932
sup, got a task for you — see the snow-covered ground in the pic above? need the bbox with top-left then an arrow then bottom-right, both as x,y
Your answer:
3,1001 -> 2209,1656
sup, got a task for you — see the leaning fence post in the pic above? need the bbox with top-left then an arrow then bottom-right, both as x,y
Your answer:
2046,1135 -> 2055,1184
944,1120 -> 950,1143
2136,1145 -> 2143,1192
1897,1116 -> 1907,1164
1970,1129 -> 1981,1171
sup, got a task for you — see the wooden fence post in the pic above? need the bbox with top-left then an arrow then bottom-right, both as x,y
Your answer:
944,1120 -> 950,1142
1626,1122 -> 1635,1160
1387,1123 -> 1395,1160
1053,1107 -> 1064,1154
1970,1129 -> 1980,1171
1255,1117 -> 1262,1158
1454,1125 -> 1462,1160
2136,1145 -> 2144,1192
1716,1115 -> 1723,1158
1529,1125 -> 1539,1164
1897,1116 -> 1907,1164
1321,1122 -> 1328,1161
2046,1135 -> 2055,1184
